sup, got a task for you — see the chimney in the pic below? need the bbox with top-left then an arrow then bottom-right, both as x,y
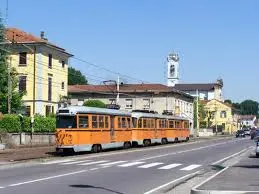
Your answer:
40,31 -> 44,39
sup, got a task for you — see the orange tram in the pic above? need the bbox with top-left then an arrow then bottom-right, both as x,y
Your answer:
56,106 -> 190,153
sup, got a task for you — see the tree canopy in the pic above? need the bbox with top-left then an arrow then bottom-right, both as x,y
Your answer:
83,100 -> 106,108
193,99 -> 206,129
0,16 -> 24,114
68,67 -> 88,85
240,100 -> 258,115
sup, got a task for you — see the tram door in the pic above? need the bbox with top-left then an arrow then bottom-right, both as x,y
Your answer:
110,116 -> 115,142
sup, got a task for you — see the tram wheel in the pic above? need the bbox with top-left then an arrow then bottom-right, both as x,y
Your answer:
161,138 -> 168,144
92,145 -> 99,153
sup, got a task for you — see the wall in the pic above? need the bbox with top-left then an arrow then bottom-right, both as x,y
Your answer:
10,45 -> 69,116
4,133 -> 55,147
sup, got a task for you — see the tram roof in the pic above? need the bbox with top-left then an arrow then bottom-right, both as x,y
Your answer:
131,112 -> 189,120
57,106 -> 131,116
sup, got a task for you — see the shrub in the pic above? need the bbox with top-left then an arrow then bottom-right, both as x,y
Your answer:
0,114 -> 21,133
34,116 -> 56,133
83,100 -> 106,108
0,114 -> 56,133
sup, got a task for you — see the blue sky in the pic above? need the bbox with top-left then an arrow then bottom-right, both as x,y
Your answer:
0,0 -> 258,102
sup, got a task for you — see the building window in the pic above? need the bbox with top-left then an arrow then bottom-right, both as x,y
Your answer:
45,105 -> 51,116
220,111 -> 227,118
109,99 -> 115,104
126,99 -> 133,109
19,52 -> 27,65
62,61 -> 65,68
48,54 -> 52,69
25,106 -> 31,116
143,99 -> 150,109
61,82 -> 65,90
48,77 -> 52,101
19,76 -> 27,92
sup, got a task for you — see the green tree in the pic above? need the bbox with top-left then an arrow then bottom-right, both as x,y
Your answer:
193,99 -> 206,129
83,100 -> 106,108
68,67 -> 88,85
240,100 -> 259,115
224,99 -> 232,104
0,16 -> 24,114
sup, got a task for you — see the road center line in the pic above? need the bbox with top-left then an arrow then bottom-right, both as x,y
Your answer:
144,171 -> 200,194
137,140 -> 240,161
0,187 -> 4,189
8,170 -> 89,187
210,147 -> 250,165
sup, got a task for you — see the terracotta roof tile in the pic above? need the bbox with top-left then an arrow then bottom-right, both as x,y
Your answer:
6,28 -> 45,43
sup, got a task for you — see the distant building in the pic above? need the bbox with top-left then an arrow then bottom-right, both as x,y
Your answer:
203,99 -> 240,134
68,83 -> 194,128
239,115 -> 257,128
4,28 -> 73,116
174,79 -> 224,101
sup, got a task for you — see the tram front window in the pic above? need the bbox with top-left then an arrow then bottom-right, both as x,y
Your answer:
56,116 -> 77,128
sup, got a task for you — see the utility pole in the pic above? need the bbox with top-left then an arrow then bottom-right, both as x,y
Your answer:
7,57 -> 12,114
196,89 -> 199,137
116,76 -> 120,105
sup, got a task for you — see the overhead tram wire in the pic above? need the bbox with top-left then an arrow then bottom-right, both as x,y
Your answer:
72,56 -> 151,84
0,46 -> 147,99
5,31 -> 151,84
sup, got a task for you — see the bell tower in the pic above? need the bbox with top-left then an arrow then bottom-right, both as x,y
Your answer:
167,52 -> 180,87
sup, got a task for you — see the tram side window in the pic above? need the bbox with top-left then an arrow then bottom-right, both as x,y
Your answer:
92,116 -> 98,128
147,119 -> 151,128
99,116 -> 104,128
105,116 -> 109,128
175,121 -> 181,128
79,116 -> 89,128
169,120 -> 174,128
122,117 -> 127,128
118,117 -> 122,128
127,117 -> 131,128
143,119 -> 147,128
138,119 -> 142,128
132,118 -> 137,128
150,119 -> 154,128
184,121 -> 189,128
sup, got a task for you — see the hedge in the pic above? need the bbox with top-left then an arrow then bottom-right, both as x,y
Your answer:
0,114 -> 56,133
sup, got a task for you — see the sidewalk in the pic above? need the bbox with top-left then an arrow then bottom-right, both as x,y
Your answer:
192,147 -> 259,194
0,146 -> 55,164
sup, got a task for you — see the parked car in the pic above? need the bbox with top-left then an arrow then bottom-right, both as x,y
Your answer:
254,130 -> 259,157
236,130 -> 245,138
251,128 -> 257,139
244,129 -> 251,136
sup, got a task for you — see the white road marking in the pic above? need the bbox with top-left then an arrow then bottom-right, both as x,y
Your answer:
42,159 -> 74,165
144,171 -> 200,194
158,163 -> 182,170
89,168 -> 99,171
180,164 -> 201,171
138,162 -> 163,168
118,161 -> 145,167
211,147 -> 251,165
78,160 -> 109,166
60,160 -> 92,165
99,161 -> 127,166
0,186 -> 4,189
137,140 -> 241,161
8,170 -> 88,187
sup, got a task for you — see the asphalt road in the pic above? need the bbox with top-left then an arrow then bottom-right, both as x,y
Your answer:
0,137 -> 253,194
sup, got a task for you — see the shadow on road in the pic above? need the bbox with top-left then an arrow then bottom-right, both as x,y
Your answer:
70,184 -> 124,194
234,165 -> 259,168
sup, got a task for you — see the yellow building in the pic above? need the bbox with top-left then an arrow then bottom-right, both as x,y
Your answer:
204,99 -> 240,134
5,28 -> 73,116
